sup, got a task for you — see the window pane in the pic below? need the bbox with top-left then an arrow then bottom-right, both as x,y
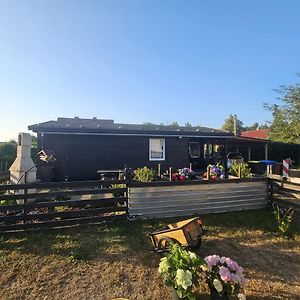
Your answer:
149,139 -> 165,160
189,142 -> 200,158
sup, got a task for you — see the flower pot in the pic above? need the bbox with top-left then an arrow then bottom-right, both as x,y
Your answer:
209,286 -> 229,300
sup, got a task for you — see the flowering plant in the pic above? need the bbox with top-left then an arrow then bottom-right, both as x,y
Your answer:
205,164 -> 225,179
158,243 -> 203,300
172,168 -> 196,181
201,255 -> 246,299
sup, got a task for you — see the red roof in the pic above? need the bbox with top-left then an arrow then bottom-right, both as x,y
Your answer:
240,129 -> 269,140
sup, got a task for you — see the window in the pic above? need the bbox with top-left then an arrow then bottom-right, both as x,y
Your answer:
149,138 -> 165,161
189,142 -> 200,158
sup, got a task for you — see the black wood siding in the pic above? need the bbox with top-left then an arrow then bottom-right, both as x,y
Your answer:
38,134 -> 189,181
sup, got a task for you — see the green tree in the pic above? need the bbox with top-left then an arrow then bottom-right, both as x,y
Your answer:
0,141 -> 17,170
264,81 -> 300,144
184,122 -> 192,127
243,122 -> 269,131
221,114 -> 244,134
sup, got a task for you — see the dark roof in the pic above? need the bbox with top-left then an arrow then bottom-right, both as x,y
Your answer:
28,117 -> 233,137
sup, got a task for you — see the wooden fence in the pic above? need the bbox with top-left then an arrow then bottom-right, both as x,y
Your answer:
128,178 -> 268,219
268,174 -> 300,212
0,179 -> 128,231
0,171 -> 10,184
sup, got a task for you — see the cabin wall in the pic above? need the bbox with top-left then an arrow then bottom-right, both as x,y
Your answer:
37,134 -> 189,181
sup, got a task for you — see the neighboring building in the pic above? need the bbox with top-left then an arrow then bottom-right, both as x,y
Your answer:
28,117 -> 267,181
240,129 -> 269,140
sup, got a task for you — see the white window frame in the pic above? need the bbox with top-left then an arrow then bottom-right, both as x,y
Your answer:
149,138 -> 165,161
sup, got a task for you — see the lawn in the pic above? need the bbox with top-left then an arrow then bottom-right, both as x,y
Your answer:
0,208 -> 299,300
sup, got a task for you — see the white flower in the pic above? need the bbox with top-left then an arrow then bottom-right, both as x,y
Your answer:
238,293 -> 246,300
175,269 -> 193,290
213,278 -> 223,293
200,264 -> 212,272
188,251 -> 197,260
158,257 -> 169,274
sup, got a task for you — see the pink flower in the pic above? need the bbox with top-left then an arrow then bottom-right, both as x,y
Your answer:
204,255 -> 220,266
219,266 -> 232,282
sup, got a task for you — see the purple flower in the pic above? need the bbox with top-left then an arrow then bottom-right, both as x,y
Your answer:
219,266 -> 232,282
204,255 -> 220,266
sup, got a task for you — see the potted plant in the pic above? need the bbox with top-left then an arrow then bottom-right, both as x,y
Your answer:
203,164 -> 225,180
201,255 -> 246,300
158,243 -> 203,300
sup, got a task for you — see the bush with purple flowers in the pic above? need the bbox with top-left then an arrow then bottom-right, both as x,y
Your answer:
201,255 -> 246,299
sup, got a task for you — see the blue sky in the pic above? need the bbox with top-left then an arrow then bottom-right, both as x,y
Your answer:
1,0 -> 300,141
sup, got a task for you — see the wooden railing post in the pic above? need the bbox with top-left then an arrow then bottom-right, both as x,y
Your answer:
238,164 -> 241,178
158,163 -> 161,179
207,166 -> 210,180
169,167 -> 172,181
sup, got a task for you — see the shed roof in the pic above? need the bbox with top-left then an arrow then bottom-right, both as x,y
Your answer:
28,117 -> 233,138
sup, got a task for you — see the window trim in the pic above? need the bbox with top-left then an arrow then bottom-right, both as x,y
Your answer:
149,138 -> 165,161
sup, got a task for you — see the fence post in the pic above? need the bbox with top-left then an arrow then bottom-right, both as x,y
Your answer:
169,167 -> 172,181
267,178 -> 274,204
207,166 -> 210,180
238,164 -> 241,178
158,163 -> 161,179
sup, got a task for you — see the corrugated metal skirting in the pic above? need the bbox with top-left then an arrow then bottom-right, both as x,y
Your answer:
128,181 -> 268,219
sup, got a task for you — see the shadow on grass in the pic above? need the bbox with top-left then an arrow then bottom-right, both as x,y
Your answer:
0,208 -> 299,266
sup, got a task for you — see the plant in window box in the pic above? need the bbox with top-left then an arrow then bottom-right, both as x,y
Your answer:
133,166 -> 155,182
158,243 -> 203,300
172,168 -> 196,181
203,164 -> 225,180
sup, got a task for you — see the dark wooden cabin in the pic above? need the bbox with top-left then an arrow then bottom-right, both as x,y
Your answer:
28,117 -> 268,181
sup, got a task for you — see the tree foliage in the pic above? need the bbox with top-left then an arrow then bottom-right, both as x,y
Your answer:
222,114 -> 244,134
0,141 -> 17,170
264,81 -> 300,144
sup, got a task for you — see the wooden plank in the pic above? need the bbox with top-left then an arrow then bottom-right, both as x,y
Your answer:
0,188 -> 127,201
0,214 -> 127,232
129,193 -> 267,207
129,177 -> 266,188
0,197 -> 127,212
129,198 -> 267,213
129,182 -> 266,193
130,203 -> 267,219
0,179 -> 127,192
0,206 -> 127,223
272,181 -> 300,193
129,187 -> 267,200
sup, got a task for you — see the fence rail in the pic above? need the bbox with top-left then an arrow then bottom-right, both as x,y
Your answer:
268,175 -> 300,212
0,179 -> 128,232
2,174 -> 292,231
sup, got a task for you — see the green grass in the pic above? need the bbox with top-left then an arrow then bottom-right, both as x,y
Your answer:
0,208 -> 298,263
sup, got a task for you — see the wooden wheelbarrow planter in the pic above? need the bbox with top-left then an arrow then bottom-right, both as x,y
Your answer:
150,217 -> 204,252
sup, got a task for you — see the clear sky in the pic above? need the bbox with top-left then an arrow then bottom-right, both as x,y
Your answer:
1,0 -> 300,141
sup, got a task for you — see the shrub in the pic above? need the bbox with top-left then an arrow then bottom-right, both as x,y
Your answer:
133,167 -> 155,182
229,162 -> 251,178
158,243 -> 203,300
272,204 -> 294,237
